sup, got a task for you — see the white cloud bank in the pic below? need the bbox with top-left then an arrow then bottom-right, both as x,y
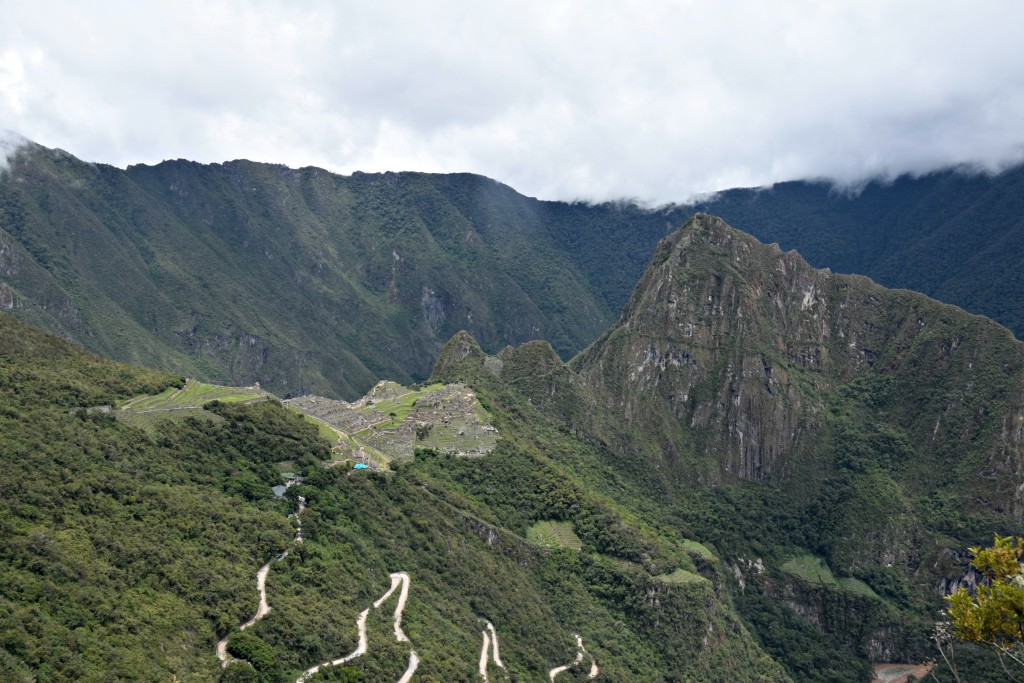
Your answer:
1,1 -> 1023,202
0,130 -> 28,172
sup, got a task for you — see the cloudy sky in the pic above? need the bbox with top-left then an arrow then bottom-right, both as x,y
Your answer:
2,1 -> 1024,203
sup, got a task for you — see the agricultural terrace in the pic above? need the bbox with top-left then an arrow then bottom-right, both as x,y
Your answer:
654,568 -> 711,586
119,378 -> 266,411
116,379 -> 269,433
526,521 -> 583,550
782,554 -> 882,600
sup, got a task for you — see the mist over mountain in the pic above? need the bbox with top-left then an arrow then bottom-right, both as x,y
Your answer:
692,165 -> 1024,340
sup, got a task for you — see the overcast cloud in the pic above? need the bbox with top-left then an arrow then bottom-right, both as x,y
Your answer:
2,1 -> 1023,203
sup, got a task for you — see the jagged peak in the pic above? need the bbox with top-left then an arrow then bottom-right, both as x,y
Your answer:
663,212 -> 791,261
430,330 -> 486,381
620,212 -> 824,324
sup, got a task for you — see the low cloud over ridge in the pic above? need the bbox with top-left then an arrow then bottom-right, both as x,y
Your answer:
1,1 -> 1023,203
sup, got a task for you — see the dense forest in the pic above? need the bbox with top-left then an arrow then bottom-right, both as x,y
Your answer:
0,310 -> 794,681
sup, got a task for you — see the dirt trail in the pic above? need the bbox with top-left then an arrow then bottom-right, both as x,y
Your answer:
481,622 -> 509,679
487,622 -> 504,670
479,630 -> 491,681
397,650 -> 420,683
216,497 -> 304,667
479,621 -> 507,681
297,609 -> 370,682
216,555 -> 288,665
549,634 -> 598,681
298,571 -> 418,682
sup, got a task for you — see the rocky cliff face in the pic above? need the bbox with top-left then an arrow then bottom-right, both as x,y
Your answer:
574,214 -> 1024,507
428,217 -> 1024,676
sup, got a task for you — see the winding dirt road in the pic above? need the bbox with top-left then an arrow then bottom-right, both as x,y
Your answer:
548,634 -> 598,681
298,571 -> 418,683
216,553 -> 289,665
479,630 -> 491,681
479,621 -> 507,681
397,650 -> 420,683
296,609 -> 370,682
216,498 -> 304,667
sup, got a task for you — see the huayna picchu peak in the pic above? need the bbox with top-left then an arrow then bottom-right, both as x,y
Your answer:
429,213 -> 1024,678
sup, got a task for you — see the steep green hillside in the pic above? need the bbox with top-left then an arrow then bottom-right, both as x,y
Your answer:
504,214 -> 1023,680
692,165 -> 1024,339
1,142 -> 678,401
0,309 -> 793,682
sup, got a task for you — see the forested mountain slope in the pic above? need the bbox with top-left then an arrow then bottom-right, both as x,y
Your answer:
0,309 -> 793,682
2,139 -> 1022,402
692,165 -> 1024,339
0,141 -> 674,400
435,215 -> 1024,681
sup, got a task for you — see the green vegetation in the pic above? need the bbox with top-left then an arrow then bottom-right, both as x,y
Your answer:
463,214 -> 1024,681
526,521 -> 583,550
0,312 -> 324,681
0,310 -> 794,681
115,378 -> 269,434
838,577 -> 882,600
681,539 -> 716,561
2,144 -> 659,400
654,569 -> 709,585
781,555 -> 839,587
944,535 -> 1024,679
120,378 -> 265,410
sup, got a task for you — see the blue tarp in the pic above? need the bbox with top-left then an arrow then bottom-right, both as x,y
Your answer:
353,463 -> 370,470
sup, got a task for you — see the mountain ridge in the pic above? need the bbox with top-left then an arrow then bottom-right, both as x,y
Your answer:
429,213 -> 1024,677
6,137 -> 1024,403
4,209 -> 1024,679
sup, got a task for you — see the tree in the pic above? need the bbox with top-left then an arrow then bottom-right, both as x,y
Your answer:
944,535 -> 1024,680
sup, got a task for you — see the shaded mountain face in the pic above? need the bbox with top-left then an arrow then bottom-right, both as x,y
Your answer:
437,215 -> 1024,672
692,165 -> 1024,340
0,141 -> 679,399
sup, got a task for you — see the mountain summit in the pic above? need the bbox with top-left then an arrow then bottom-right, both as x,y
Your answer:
428,214 -> 1024,673
576,213 -> 1024,502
